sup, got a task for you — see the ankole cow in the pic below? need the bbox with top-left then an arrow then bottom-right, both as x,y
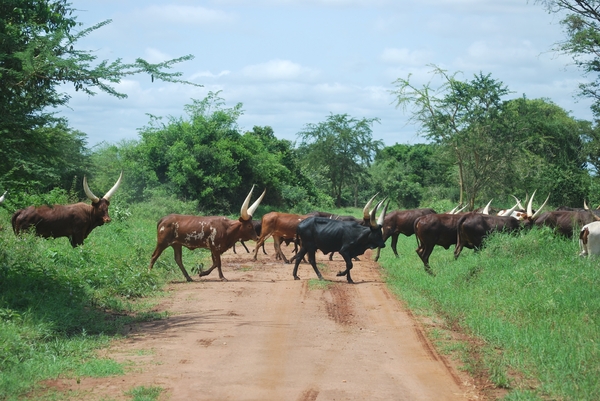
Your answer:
11,172 -> 123,247
292,198 -> 388,283
148,186 -> 265,282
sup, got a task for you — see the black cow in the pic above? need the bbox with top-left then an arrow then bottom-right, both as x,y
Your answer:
292,200 -> 388,283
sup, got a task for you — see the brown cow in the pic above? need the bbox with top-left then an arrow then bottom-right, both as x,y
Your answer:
413,213 -> 465,276
252,212 -> 308,263
148,186 -> 265,282
374,208 -> 437,261
412,201 -> 520,275
454,192 -> 549,259
534,209 -> 597,237
11,172 -> 123,247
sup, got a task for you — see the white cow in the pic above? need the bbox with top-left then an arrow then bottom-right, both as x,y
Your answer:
579,221 -> 600,257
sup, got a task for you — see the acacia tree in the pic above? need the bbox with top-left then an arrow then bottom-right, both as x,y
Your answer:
296,113 -> 382,207
536,0 -> 600,117
391,67 -> 515,209
0,0 -> 196,191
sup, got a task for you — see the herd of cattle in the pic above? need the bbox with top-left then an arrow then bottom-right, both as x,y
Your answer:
4,173 -> 600,283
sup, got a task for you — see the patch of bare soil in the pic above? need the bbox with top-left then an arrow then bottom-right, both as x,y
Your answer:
45,246 -> 487,400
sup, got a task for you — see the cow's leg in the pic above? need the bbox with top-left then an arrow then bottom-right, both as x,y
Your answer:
252,234 -> 270,260
391,234 -> 400,257
336,254 -> 354,283
241,241 -> 250,253
374,247 -> 381,262
199,251 -> 227,281
274,236 -> 290,263
292,248 -> 308,280
579,228 -> 589,257
171,245 -> 193,282
416,245 -> 435,276
307,251 -> 324,280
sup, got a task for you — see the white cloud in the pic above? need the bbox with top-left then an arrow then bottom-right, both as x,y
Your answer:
241,60 -> 320,81
144,48 -> 172,63
381,48 -> 434,67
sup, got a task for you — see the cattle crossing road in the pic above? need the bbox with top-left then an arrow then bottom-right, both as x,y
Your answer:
45,248 -> 481,400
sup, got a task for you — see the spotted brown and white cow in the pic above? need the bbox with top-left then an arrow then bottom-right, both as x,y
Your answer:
148,186 -> 265,282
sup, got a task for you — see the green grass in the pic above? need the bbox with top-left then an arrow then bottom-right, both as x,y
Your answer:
124,385 -> 163,401
378,226 -> 600,400
0,206 -> 198,400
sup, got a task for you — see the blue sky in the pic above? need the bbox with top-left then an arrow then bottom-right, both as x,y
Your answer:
58,0 -> 593,148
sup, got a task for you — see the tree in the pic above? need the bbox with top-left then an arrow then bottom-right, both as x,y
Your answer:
0,0 -> 196,191
370,143 -> 452,209
391,67 -> 516,209
296,113 -> 382,207
536,0 -> 600,117
500,97 -> 590,207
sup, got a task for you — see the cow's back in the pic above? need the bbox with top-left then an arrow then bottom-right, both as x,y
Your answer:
298,217 -> 344,252
415,213 -> 461,249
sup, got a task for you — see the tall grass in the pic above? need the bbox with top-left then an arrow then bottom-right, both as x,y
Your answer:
379,227 -> 600,400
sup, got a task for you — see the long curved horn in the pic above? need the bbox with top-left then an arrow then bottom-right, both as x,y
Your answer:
370,199 -> 385,228
530,193 -> 550,219
499,202 -> 519,217
526,190 -> 537,217
448,205 -> 459,214
103,171 -> 123,201
0,190 -> 6,203
363,193 -> 379,220
455,205 -> 467,214
377,199 -> 389,227
482,199 -> 493,214
511,195 -> 525,210
240,185 -> 256,221
247,188 -> 266,218
83,176 -> 100,203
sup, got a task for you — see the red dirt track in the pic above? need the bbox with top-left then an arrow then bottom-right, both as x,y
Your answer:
47,247 -> 483,400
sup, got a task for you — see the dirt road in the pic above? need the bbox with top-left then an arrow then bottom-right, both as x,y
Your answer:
50,248 -> 482,400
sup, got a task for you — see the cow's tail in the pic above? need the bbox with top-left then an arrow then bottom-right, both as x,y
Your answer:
413,219 -> 421,248
11,210 -> 21,234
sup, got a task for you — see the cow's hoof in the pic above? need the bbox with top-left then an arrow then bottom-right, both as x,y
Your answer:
336,271 -> 344,277
294,276 -> 300,280
185,277 -> 193,282
220,277 -> 228,282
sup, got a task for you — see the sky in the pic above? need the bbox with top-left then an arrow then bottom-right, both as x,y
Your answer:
57,0 -> 594,149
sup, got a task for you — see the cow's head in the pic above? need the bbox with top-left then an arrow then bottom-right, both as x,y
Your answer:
238,185 -> 266,241
368,198 -> 389,249
84,171 -> 123,225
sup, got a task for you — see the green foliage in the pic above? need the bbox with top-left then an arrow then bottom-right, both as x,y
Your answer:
380,228 -> 600,400
0,0 -> 196,195
117,92 -> 319,213
370,143 -> 453,208
0,207 -> 184,399
536,1 -> 600,119
296,113 -> 383,207
391,66 -> 592,210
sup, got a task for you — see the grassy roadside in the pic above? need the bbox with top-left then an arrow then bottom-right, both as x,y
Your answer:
378,227 -> 600,400
0,205 -> 202,401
